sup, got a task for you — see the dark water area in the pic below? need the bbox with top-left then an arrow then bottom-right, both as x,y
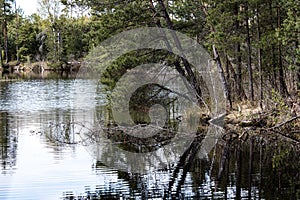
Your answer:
0,75 -> 299,199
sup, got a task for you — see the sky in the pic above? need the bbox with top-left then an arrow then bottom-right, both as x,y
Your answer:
16,0 -> 38,16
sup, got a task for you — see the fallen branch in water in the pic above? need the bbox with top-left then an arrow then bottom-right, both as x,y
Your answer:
257,115 -> 300,145
267,115 -> 300,130
271,129 -> 300,144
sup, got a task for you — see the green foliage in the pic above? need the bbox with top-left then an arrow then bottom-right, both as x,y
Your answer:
271,89 -> 289,113
65,17 -> 90,59
9,14 -> 41,62
0,0 -> 16,63
100,49 -> 172,90
0,0 -> 298,104
276,0 -> 300,71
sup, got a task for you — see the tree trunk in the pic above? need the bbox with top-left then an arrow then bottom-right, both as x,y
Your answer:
234,2 -> 243,100
0,46 -> 2,67
268,1 -> 278,91
297,42 -> 300,91
151,0 -> 203,100
277,6 -> 288,96
200,4 -> 232,109
213,46 -> 233,109
245,2 -> 254,101
225,53 -> 231,94
257,3 -> 263,109
3,2 -> 8,64
272,45 -> 278,90
15,1 -> 19,62
297,67 -> 300,91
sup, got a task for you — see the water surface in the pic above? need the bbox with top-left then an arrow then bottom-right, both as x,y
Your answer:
0,77 -> 299,199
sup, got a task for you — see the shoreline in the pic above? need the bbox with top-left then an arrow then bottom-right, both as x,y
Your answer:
1,63 -> 299,146
223,103 -> 300,145
0,61 -> 81,74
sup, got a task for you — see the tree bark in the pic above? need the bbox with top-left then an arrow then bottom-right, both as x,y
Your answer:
234,2 -> 243,100
297,61 -> 300,91
245,2 -> 254,101
15,1 -> 19,62
272,45 -> 278,90
201,4 -> 232,109
213,46 -> 233,109
3,2 -> 9,64
269,1 -> 278,91
277,6 -> 288,96
150,0 -> 203,100
257,4 -> 263,109
0,46 -> 2,67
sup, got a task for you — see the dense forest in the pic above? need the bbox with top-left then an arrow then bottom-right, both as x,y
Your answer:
0,0 -> 299,112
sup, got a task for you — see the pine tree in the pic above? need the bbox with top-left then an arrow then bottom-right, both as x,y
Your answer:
0,0 -> 15,64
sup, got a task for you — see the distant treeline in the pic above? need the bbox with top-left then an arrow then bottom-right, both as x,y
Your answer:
0,0 -> 299,107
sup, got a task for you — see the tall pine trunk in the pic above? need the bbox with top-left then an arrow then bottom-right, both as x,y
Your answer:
297,66 -> 300,91
277,6 -> 288,96
257,4 -> 263,109
3,2 -> 8,64
297,41 -> 300,91
272,46 -> 278,90
0,46 -> 2,67
268,1 -> 278,91
15,1 -> 19,62
234,2 -> 243,100
245,2 -> 254,101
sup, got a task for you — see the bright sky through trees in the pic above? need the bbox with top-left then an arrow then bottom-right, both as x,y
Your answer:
16,0 -> 38,16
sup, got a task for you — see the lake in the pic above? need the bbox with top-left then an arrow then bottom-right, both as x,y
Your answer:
0,75 -> 299,199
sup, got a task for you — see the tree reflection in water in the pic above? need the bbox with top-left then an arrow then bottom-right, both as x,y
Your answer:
60,128 -> 300,199
43,113 -> 299,199
11,82 -> 295,199
4,77 -> 295,199
39,85 -> 298,199
0,112 -> 18,173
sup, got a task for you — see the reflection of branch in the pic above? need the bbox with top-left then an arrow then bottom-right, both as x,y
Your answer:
163,136 -> 204,199
217,140 -> 231,181
175,139 -> 203,197
44,121 -> 96,145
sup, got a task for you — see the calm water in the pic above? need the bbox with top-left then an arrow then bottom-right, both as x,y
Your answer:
0,76 -> 299,199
